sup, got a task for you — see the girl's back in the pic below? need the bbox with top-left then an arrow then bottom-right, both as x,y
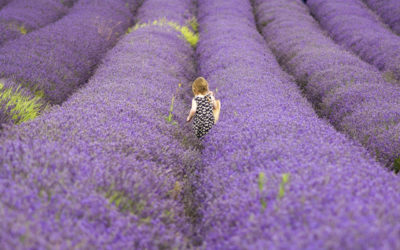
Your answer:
193,93 -> 215,139
186,77 -> 220,139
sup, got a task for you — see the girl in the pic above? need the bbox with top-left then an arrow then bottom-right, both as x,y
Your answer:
186,77 -> 221,139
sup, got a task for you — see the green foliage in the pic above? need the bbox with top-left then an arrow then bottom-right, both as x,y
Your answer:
39,188 -> 52,202
188,17 -> 198,33
106,188 -> 147,216
167,181 -> 182,200
139,216 -> 151,224
258,172 -> 267,210
260,18 -> 275,27
19,25 -> 27,35
165,95 -> 177,125
278,173 -> 290,199
258,172 -> 265,192
128,18 -> 199,47
161,209 -> 175,224
0,82 -> 43,124
19,235 -> 26,243
383,71 -> 396,84
393,157 -> 400,174
179,25 -> 199,47
165,83 -> 182,125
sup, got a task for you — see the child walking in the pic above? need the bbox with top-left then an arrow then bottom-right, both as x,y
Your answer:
186,77 -> 221,139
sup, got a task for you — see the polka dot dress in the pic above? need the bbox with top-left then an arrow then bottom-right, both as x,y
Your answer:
193,93 -> 215,139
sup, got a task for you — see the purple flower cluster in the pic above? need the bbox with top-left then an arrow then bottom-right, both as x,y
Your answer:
61,0 -> 76,7
362,0 -> 400,35
254,0 -> 400,167
0,0 -> 132,105
0,0 -> 12,9
0,0 -> 71,46
194,0 -> 400,248
0,0 -> 135,128
0,0 -> 201,248
307,0 -> 400,81
135,0 -> 193,25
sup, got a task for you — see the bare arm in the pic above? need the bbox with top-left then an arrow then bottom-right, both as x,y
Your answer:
187,109 -> 196,122
187,98 -> 197,122
209,91 -> 217,110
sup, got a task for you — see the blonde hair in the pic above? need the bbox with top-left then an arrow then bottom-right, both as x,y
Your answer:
192,77 -> 209,95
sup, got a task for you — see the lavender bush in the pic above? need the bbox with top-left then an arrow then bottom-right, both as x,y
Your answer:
135,0 -> 193,25
0,0 -> 202,248
0,0 -> 71,46
254,0 -> 400,168
362,0 -> 400,35
61,0 -> 76,7
0,0 -> 12,9
194,0 -> 400,248
0,0 -> 134,128
307,0 -> 400,81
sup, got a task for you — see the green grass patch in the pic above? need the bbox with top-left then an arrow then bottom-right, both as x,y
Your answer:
106,188 -> 147,216
128,18 -> 199,47
0,82 -> 43,124
258,172 -> 267,210
188,17 -> 198,33
165,95 -> 178,125
278,173 -> 290,199
164,83 -> 182,125
393,157 -> 400,174
19,25 -> 27,35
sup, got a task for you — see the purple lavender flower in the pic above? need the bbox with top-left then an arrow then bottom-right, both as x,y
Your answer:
0,0 -> 200,249
0,0 -> 200,248
0,0 -> 12,9
307,0 -> 400,81
0,0 -> 135,127
254,0 -> 400,167
194,0 -> 400,248
362,0 -> 400,35
0,0 -> 133,105
135,0 -> 193,25
0,0 -> 71,46
60,0 -> 76,7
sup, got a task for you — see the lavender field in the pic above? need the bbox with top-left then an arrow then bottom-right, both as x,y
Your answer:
0,0 -> 399,249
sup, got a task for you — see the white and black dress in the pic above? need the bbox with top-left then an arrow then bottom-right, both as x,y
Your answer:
192,93 -> 215,139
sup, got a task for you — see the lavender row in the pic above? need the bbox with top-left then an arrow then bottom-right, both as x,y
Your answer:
362,0 -> 400,35
307,0 -> 400,81
0,0 -> 134,128
135,0 -> 193,25
0,0 -> 133,104
254,0 -> 400,168
194,0 -> 400,248
0,0 -> 73,46
0,0 -> 201,247
0,0 -> 12,9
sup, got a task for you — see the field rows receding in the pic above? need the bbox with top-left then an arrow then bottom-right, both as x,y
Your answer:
254,0 -> 400,169
0,0 -> 76,46
0,0 -> 12,9
308,0 -> 400,81
0,0 -> 138,127
362,0 -> 400,36
0,0 -> 400,249
0,0 -> 202,248
192,0 -> 400,248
